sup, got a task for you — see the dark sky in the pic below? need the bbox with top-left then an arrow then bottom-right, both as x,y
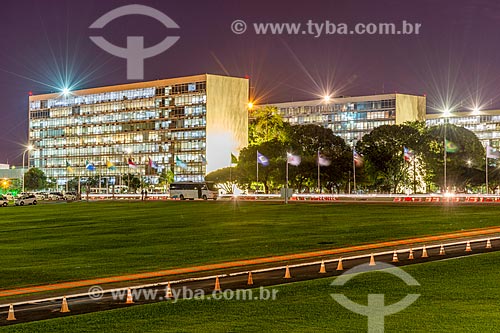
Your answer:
1,0 -> 500,164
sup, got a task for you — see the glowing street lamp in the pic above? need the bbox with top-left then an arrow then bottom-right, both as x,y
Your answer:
62,87 -> 71,96
441,107 -> 453,193
323,95 -> 331,103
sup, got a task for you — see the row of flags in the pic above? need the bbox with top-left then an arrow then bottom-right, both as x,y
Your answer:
66,155 -> 206,172
256,151 -> 333,167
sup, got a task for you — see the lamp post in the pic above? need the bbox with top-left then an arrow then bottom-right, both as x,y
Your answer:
21,145 -> 33,193
442,108 -> 451,194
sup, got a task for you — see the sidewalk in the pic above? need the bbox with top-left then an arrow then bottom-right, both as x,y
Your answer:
2,225 -> 500,298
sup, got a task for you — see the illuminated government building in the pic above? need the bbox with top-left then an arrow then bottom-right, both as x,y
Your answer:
426,110 -> 500,149
28,74 -> 249,185
263,93 -> 427,145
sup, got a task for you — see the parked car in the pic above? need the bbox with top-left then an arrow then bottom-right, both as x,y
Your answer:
47,192 -> 64,200
3,194 -> 14,201
0,195 -> 8,207
34,193 -> 46,201
64,192 -> 78,201
15,195 -> 37,206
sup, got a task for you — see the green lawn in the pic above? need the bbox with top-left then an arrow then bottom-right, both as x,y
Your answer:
0,201 -> 499,290
3,250 -> 500,332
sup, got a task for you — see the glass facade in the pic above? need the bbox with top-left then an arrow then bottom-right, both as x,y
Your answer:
426,111 -> 500,149
268,94 -> 425,145
28,75 -> 249,185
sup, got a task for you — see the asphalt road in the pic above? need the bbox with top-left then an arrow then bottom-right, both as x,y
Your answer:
1,238 -> 497,326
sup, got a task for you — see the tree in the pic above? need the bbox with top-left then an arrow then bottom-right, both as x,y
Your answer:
205,167 -> 239,193
236,140 -> 287,193
248,106 -> 290,145
123,174 -> 141,192
357,124 -> 425,193
158,168 -> 174,187
24,168 -> 47,191
426,123 -> 485,191
286,124 -> 352,192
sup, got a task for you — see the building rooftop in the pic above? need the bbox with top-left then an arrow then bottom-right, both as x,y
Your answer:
29,73 -> 247,101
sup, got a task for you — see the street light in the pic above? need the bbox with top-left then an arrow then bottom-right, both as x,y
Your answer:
22,144 -> 34,193
441,107 -> 452,194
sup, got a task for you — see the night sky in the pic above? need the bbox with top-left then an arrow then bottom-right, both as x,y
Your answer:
1,0 -> 500,164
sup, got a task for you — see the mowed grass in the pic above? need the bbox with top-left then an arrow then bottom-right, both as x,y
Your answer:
0,200 -> 499,289
3,251 -> 500,332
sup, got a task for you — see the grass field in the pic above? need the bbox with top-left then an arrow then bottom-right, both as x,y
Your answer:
1,200 -> 500,290
2,251 -> 500,332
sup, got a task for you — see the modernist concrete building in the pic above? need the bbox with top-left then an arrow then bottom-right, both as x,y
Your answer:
28,74 -> 249,185
426,110 -> 500,149
264,93 -> 426,145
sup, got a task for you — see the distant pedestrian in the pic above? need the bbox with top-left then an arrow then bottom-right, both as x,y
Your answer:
141,189 -> 145,201
145,190 -> 148,200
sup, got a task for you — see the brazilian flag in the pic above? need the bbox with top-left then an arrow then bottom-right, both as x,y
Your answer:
445,140 -> 459,153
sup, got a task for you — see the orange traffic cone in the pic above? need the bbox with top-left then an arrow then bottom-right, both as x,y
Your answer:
247,272 -> 253,285
319,260 -> 327,274
125,288 -> 134,304
486,239 -> 492,249
369,254 -> 376,266
214,276 -> 221,292
439,244 -> 446,256
165,282 -> 173,299
284,265 -> 291,279
392,250 -> 399,263
60,296 -> 70,313
408,248 -> 414,260
421,245 -> 428,258
7,304 -> 15,321
465,241 -> 472,252
336,258 -> 343,271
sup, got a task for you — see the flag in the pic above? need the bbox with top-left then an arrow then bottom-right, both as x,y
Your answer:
148,157 -> 158,169
128,158 -> 137,169
287,153 -> 301,166
231,153 -> 238,164
317,153 -> 331,166
201,155 -> 207,165
353,150 -> 363,167
66,161 -> 74,173
487,145 -> 500,159
176,156 -> 188,169
85,160 -> 95,171
445,140 -> 459,153
403,147 -> 414,162
106,160 -> 116,170
257,151 -> 269,166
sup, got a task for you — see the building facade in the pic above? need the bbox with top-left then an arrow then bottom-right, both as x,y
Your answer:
265,93 -> 426,145
426,110 -> 500,149
28,74 -> 249,185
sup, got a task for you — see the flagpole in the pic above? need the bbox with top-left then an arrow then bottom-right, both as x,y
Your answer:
317,150 -> 320,194
413,156 -> 417,194
285,157 -> 289,204
486,156 -> 489,195
353,147 -> 356,194
256,151 -> 259,187
444,121 -> 447,193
